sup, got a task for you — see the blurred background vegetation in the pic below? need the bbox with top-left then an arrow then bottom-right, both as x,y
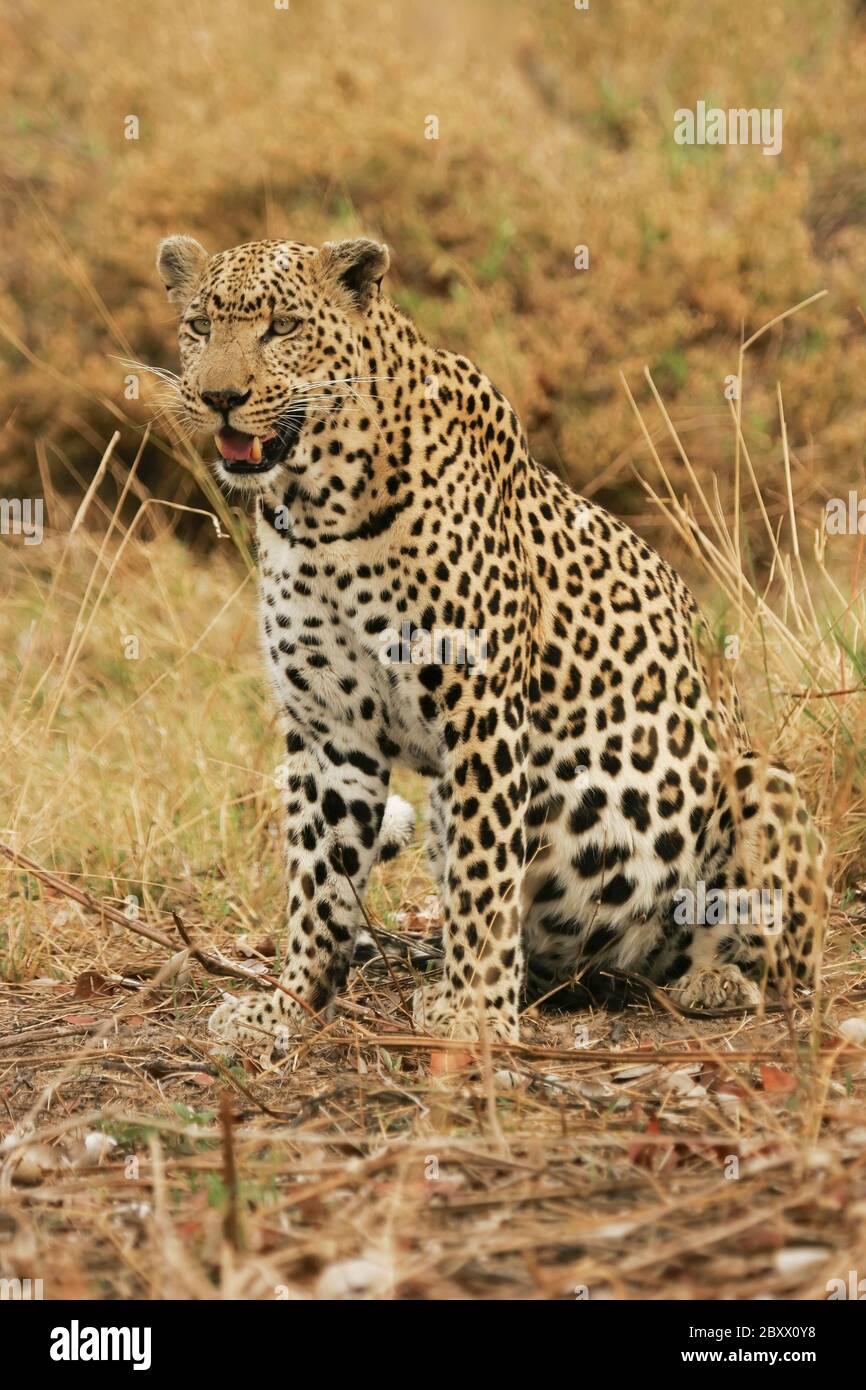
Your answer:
2,0 -> 865,557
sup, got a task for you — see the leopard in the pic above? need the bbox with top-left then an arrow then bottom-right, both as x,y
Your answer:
154,232 -> 830,1047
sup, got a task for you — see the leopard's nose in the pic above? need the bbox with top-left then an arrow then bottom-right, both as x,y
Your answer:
200,387 -> 251,416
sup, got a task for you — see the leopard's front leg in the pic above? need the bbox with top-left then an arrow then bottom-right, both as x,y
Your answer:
413,708 -> 529,1043
209,731 -> 390,1050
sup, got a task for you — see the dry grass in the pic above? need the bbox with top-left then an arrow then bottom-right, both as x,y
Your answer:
3,0 -> 866,1302
2,951 -> 866,1301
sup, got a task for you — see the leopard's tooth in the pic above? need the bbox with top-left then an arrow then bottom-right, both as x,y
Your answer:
250,435 -> 263,462
215,434 -> 228,459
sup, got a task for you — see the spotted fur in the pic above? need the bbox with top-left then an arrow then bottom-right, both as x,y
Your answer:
155,234 -> 830,1047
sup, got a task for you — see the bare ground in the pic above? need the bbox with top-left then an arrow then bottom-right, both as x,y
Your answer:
2,892 -> 865,1302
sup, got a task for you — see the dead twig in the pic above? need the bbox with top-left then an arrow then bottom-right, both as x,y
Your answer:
219,1091 -> 243,1252
0,841 -> 319,1016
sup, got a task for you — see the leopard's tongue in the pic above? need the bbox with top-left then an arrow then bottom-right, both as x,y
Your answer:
216,427 -> 276,462
216,427 -> 258,462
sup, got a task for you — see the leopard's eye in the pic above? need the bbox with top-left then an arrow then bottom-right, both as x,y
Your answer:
270,315 -> 303,337
187,316 -> 211,336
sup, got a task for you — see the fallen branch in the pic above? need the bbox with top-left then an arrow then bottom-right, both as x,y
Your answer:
0,841 -> 314,1015
219,1091 -> 243,1251
321,1033 -> 864,1065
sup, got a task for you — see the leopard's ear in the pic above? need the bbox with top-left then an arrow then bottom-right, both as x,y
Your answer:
156,235 -> 209,310
316,238 -> 389,313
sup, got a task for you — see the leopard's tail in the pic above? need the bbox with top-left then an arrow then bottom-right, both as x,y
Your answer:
352,795 -> 418,962
377,794 -> 416,861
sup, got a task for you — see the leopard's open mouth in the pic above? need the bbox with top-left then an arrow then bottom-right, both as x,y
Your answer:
215,408 -> 306,474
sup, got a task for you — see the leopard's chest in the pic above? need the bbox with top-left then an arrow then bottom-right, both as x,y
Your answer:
255,528 -> 444,773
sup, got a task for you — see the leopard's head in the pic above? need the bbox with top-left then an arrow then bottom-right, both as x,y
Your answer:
156,235 -> 389,491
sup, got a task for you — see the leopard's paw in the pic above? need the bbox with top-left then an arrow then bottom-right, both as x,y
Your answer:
412,982 -> 519,1043
671,964 -> 761,1011
208,990 -> 306,1054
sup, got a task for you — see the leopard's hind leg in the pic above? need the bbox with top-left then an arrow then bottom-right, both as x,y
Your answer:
655,753 -> 829,1009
